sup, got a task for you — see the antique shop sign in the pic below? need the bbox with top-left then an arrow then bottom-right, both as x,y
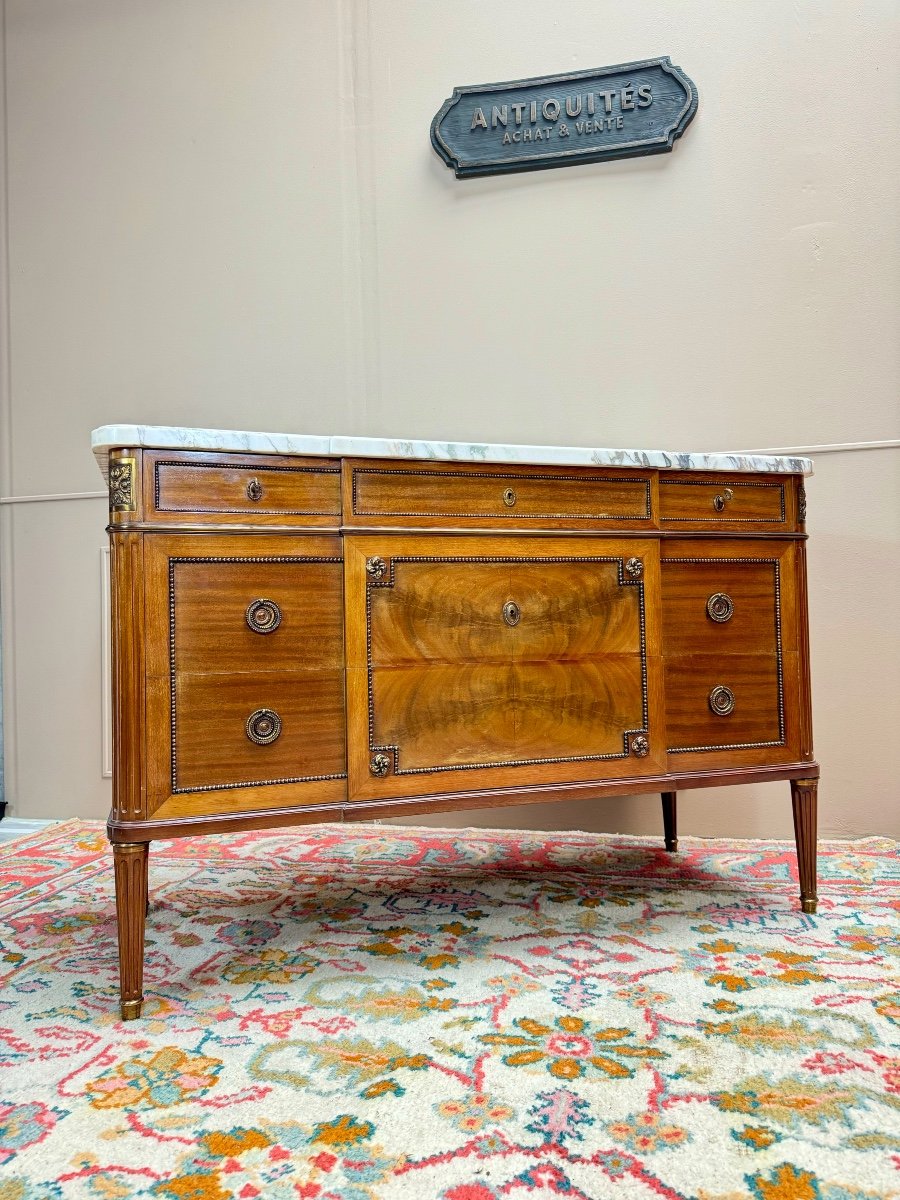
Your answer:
431,57 -> 697,178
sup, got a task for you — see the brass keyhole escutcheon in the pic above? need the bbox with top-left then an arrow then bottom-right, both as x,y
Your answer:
713,486 -> 734,512
706,593 -> 734,623
246,478 -> 263,502
246,598 -> 282,634
708,685 -> 736,717
246,708 -> 282,745
502,600 -> 521,627
502,487 -> 517,507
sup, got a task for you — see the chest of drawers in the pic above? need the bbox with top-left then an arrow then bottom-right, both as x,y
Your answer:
96,430 -> 818,1020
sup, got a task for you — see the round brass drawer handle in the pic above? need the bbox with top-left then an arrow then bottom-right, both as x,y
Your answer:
706,593 -> 734,623
246,478 -> 264,502
502,487 -> 517,507
246,708 -> 282,745
712,487 -> 734,512
370,752 -> 392,777
708,685 -> 736,717
502,600 -> 521,627
246,598 -> 282,634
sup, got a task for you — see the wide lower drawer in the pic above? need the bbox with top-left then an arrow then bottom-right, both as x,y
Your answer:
659,476 -> 787,526
344,534 -> 665,801
665,654 -> 784,753
346,460 -> 653,528
172,670 -> 346,792
147,451 -> 341,525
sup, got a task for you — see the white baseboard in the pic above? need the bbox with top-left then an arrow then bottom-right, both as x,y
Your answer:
0,817 -> 58,842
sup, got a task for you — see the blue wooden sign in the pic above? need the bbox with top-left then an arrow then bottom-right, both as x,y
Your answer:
431,57 -> 697,178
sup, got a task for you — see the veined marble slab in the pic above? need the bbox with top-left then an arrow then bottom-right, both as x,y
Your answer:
91,424 -> 814,480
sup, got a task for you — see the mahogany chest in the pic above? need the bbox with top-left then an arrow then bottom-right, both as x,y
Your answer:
96,432 -> 818,1020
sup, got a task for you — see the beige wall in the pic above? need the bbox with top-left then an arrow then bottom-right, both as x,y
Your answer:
1,1 -> 898,838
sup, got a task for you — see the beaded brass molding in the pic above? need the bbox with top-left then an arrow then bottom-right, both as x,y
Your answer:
364,554 -> 649,777
351,466 -> 653,520
167,555 -> 346,793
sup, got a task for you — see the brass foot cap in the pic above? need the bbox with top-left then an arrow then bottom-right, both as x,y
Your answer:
666,840 -> 678,853
800,898 -> 818,914
120,999 -> 143,1021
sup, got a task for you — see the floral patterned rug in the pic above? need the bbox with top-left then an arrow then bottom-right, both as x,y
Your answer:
1,819 -> 898,1200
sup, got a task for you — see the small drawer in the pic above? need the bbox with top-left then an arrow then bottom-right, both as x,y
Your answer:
665,654 -> 783,753
661,559 -> 781,658
149,452 -> 341,525
173,670 -> 346,792
348,462 -> 652,527
171,558 -> 344,677
659,477 -> 786,526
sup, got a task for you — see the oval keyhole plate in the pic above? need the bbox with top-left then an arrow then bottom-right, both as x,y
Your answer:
503,600 -> 521,626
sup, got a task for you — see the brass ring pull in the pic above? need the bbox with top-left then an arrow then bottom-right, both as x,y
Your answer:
712,487 -> 734,512
708,685 -> 735,717
246,598 -> 282,634
502,487 -> 517,507
246,708 -> 282,745
502,600 -> 521,627
706,593 -> 734,623
246,478 -> 264,502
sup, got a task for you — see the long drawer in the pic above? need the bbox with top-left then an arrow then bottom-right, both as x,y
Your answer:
345,459 -> 654,529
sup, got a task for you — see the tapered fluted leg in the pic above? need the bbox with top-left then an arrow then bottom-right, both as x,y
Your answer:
661,792 -> 677,852
113,843 -> 149,1020
791,778 -> 818,914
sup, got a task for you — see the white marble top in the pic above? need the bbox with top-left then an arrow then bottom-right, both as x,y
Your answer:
91,424 -> 813,479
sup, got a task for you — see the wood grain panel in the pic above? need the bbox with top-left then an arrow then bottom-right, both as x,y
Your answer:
370,558 -> 640,666
659,476 -> 786,526
371,658 -> 644,770
172,560 -> 343,675
665,654 -> 782,752
661,560 -> 780,657
144,451 -> 340,527
173,670 -> 346,792
344,534 -> 664,801
343,459 -> 656,530
143,533 -> 343,678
